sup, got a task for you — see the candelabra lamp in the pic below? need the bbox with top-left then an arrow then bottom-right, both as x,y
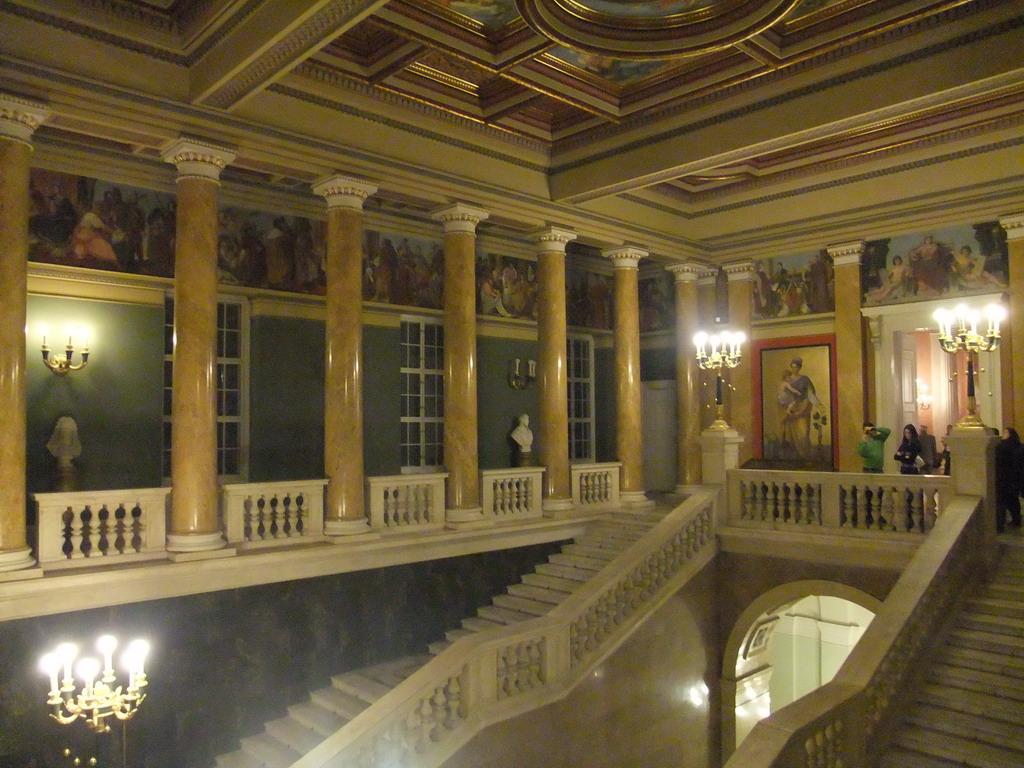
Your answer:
40,635 -> 149,733
507,357 -> 536,389
693,330 -> 745,430
41,326 -> 90,375
933,303 -> 1005,429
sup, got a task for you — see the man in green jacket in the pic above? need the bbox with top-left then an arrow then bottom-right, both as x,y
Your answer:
857,422 -> 891,472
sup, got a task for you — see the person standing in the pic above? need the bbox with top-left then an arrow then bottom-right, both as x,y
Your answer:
857,422 -> 891,473
893,424 -> 922,474
995,427 -> 1022,532
918,425 -> 938,471
938,424 -> 952,475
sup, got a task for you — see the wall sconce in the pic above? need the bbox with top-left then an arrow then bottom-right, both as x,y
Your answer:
41,325 -> 90,375
508,358 -> 536,389
40,635 -> 149,732
915,378 -> 932,410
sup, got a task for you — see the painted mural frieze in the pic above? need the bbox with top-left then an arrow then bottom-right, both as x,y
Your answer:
860,223 -> 1009,307
639,271 -> 675,332
752,251 -> 835,321
476,253 -> 539,320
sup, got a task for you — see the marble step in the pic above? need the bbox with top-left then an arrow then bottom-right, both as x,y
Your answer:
908,704 -> 1022,752
461,616 -> 505,633
444,627 -> 476,644
948,627 -> 1024,656
507,582 -> 572,604
492,593 -> 551,616
929,662 -> 1024,701
917,682 -> 1024,724
965,596 -> 1024,620
892,724 -> 1024,768
287,700 -> 346,736
534,562 -> 598,581
986,582 -> 1024,601
332,670 -> 391,704
215,750 -> 265,768
547,552 -> 608,571
957,611 -> 1024,637
576,527 -> 645,544
238,732 -> 301,768
265,715 -> 326,753
477,604 -> 536,624
360,655 -> 431,688
524,570 -> 590,589
938,645 -> 1024,680
560,543 -> 620,560
428,638 -> 453,656
310,686 -> 371,720
880,746 -> 979,768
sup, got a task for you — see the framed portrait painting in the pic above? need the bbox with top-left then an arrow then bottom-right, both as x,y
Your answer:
752,335 -> 838,468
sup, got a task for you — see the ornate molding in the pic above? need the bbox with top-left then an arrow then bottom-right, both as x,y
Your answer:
162,137 -> 236,181
529,226 -> 577,253
0,93 -> 49,144
312,174 -> 379,210
431,202 -> 489,233
998,213 -> 1024,241
723,260 -> 756,281
667,261 -> 707,283
601,245 -> 647,270
827,240 -> 867,267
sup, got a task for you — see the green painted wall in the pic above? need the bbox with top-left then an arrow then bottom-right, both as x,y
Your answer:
594,346 -> 616,462
641,345 -> 675,381
476,336 -> 538,469
363,324 -> 403,476
249,315 -> 325,481
25,296 -> 163,494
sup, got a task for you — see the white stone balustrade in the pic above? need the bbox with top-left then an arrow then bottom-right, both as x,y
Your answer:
34,488 -> 169,570
288,489 -> 719,768
365,472 -> 447,533
481,467 -> 544,522
570,462 -> 621,510
727,469 -> 952,535
222,480 -> 327,548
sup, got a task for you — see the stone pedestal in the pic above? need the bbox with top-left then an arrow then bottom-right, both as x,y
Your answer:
948,428 -> 998,538
699,428 -> 743,486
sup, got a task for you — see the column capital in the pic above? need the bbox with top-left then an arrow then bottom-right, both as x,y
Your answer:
162,137 -> 236,182
0,93 -> 49,144
529,226 -> 577,253
312,174 -> 378,210
431,202 -> 489,233
602,245 -> 648,270
999,213 -> 1024,241
667,261 -> 707,283
723,260 -> 756,282
697,267 -> 720,287
826,240 -> 867,267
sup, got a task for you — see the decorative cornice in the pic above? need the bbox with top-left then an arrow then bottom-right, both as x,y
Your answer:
529,226 -> 577,253
826,240 -> 867,267
162,137 -> 236,181
999,213 -> 1024,242
667,261 -> 707,283
431,202 -> 489,233
0,93 -> 49,144
601,246 -> 647,270
312,174 -> 379,210
722,260 -> 756,281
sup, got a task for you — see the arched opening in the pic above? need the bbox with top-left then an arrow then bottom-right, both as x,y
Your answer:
721,581 -> 882,758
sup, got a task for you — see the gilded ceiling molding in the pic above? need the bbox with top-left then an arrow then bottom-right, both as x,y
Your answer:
516,0 -> 802,59
202,0 -> 391,110
0,93 -> 49,144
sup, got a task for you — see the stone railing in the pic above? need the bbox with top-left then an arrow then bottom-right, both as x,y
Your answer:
34,488 -> 170,570
480,467 -> 544,522
290,488 -> 719,768
570,461 -> 621,510
726,469 -> 953,535
222,480 -> 327,548
725,492 -> 988,768
365,472 -> 447,533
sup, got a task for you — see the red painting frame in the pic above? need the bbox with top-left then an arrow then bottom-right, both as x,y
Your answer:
751,334 -> 839,468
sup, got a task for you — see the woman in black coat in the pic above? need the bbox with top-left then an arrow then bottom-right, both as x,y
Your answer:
893,424 -> 922,475
995,427 -> 1022,532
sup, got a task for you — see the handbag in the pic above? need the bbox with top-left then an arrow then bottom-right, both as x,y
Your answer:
914,454 -> 926,469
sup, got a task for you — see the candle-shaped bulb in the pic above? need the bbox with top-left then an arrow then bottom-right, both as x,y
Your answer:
528,359 -> 536,378
76,657 -> 100,698
693,331 -> 707,355
40,653 -> 60,695
953,304 -> 968,332
985,304 -> 1006,333
124,639 -> 150,684
96,635 -> 117,678
933,308 -> 949,336
514,358 -> 521,375
710,335 -> 720,356
56,643 -> 78,684
80,326 -> 90,352
40,324 -> 49,348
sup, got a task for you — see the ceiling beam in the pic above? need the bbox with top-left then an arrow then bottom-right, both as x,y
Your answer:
190,0 -> 390,110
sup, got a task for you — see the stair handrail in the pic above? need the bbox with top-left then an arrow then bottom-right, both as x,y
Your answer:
725,493 -> 989,768
291,489 -> 719,768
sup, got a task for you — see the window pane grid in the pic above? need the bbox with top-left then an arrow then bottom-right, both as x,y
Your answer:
401,318 -> 444,471
567,334 -> 595,462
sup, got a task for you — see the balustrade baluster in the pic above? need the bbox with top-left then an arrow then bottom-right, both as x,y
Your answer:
924,487 -> 938,530
79,508 -> 93,557
909,488 -> 924,532
879,486 -> 895,531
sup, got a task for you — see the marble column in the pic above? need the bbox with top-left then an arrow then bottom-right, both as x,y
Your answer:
163,139 -> 236,555
603,246 -> 651,508
999,213 -> 1024,429
432,203 -> 488,525
696,269 -> 719,429
0,95 -> 48,574
668,263 -> 705,493
531,226 -> 576,514
313,175 -> 378,536
827,241 -> 868,471
724,261 -> 755,466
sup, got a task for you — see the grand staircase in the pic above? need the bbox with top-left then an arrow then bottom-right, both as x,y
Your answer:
216,510 -> 667,768
880,539 -> 1024,768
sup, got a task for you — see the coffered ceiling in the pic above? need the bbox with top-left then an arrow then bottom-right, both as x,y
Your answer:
3,0 -> 1023,261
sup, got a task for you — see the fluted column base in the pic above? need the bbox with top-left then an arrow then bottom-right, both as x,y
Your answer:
699,429 -> 743,485
445,506 -> 491,530
0,546 -> 36,573
325,518 -> 375,538
167,531 -> 229,555
619,491 -> 655,509
542,496 -> 575,517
